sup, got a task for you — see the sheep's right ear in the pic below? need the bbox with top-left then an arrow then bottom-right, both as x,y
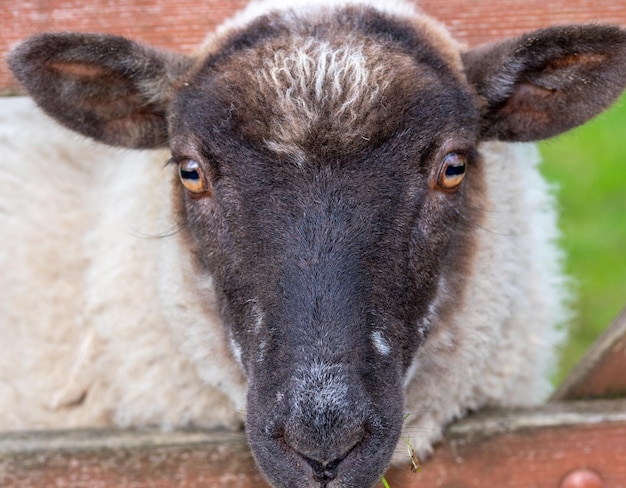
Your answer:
462,25 -> 626,142
8,33 -> 195,149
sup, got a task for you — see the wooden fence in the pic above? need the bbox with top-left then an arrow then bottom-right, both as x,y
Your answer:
1,1 -> 626,486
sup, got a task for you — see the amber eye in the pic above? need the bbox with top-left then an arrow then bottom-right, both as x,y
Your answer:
179,159 -> 211,195
436,152 -> 468,190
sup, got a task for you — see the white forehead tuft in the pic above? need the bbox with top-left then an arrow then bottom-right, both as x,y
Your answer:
371,329 -> 392,355
256,38 -> 392,161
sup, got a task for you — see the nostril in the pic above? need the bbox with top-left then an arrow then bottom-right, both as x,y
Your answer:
300,453 -> 343,483
296,434 -> 363,484
282,419 -> 367,483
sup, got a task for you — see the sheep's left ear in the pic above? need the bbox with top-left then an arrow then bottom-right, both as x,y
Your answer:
462,25 -> 626,141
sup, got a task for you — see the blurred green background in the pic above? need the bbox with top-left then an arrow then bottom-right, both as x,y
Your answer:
539,93 -> 626,384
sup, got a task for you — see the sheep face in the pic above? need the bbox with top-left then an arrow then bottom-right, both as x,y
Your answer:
8,2 -> 626,487
168,11 -> 483,485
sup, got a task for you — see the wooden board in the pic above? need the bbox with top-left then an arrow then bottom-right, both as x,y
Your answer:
3,0 -> 626,94
394,399 -> 626,488
553,306 -> 626,401
2,399 -> 626,487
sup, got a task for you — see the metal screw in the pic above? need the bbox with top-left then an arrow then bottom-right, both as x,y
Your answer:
560,468 -> 604,488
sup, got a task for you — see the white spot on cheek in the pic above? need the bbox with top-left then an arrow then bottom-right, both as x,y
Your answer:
247,298 -> 267,363
371,330 -> 391,355
247,298 -> 265,334
253,303 -> 264,332
229,337 -> 243,367
257,340 -> 267,364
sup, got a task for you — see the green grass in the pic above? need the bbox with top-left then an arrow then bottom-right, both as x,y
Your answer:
539,93 -> 626,383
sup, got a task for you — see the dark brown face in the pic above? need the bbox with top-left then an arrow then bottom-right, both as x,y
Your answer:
169,8 -> 482,487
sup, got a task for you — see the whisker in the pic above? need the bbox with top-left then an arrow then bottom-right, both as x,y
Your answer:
129,220 -> 187,240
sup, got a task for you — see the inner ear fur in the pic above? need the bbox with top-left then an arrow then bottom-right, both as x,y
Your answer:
462,24 -> 626,142
8,33 -> 194,149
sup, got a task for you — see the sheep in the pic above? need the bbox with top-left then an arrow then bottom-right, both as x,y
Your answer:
3,0 -> 626,486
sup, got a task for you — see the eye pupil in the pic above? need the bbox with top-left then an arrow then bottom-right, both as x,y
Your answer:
445,163 -> 466,177
180,168 -> 200,180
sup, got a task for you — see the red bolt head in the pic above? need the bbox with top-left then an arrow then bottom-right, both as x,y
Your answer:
560,469 -> 604,488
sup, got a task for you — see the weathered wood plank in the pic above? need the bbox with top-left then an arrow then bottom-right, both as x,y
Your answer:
553,306 -> 626,401
2,399 -> 626,487
3,0 -> 626,94
0,430 -> 269,488
385,400 -> 626,487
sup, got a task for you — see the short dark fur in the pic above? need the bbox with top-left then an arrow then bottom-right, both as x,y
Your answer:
8,5 -> 626,488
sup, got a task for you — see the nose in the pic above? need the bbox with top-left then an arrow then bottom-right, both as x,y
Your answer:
246,398 -> 403,488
